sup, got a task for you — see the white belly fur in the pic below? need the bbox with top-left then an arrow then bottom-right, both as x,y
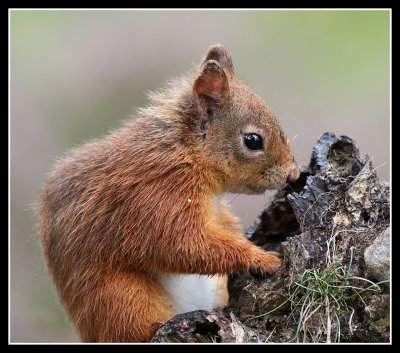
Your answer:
158,273 -> 228,314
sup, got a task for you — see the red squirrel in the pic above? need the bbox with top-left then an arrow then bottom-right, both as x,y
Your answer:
37,44 -> 300,342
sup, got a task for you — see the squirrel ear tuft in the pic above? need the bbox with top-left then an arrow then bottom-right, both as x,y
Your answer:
193,60 -> 229,108
201,44 -> 235,76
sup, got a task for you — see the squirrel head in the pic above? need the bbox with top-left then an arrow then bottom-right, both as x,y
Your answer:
190,44 -> 300,194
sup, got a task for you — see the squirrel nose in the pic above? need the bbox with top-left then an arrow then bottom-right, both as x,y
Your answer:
287,164 -> 300,183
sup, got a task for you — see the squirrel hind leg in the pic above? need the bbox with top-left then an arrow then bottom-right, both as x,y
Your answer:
76,271 -> 176,343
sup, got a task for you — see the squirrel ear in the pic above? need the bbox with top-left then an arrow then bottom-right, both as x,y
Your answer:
201,44 -> 235,76
193,60 -> 229,109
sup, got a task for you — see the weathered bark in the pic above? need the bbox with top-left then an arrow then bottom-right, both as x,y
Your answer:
151,132 -> 390,343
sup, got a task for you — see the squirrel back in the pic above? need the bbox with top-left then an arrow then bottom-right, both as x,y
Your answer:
37,44 -> 299,342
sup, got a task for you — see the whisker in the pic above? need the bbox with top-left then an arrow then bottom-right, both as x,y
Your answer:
370,161 -> 389,173
284,182 -> 296,193
228,192 -> 242,204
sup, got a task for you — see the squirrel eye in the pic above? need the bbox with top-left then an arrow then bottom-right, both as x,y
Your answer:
244,133 -> 263,151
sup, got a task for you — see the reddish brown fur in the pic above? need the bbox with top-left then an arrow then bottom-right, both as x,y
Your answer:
36,44 -> 299,342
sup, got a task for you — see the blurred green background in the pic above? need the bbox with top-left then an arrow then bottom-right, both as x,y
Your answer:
10,9 -> 390,342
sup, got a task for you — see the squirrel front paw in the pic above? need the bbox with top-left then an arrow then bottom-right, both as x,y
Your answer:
249,250 -> 282,278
